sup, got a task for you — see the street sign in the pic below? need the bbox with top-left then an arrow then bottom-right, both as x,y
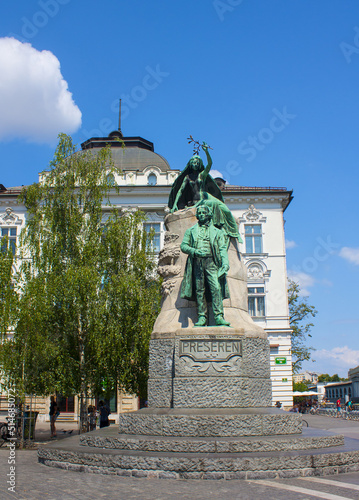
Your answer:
275,357 -> 287,365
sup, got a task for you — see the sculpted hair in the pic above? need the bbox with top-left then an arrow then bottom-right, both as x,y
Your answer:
186,155 -> 205,172
196,204 -> 213,218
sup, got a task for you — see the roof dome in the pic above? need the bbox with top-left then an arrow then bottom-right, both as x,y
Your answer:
81,130 -> 170,172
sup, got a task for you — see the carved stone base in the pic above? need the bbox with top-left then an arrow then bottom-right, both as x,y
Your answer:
148,329 -> 272,408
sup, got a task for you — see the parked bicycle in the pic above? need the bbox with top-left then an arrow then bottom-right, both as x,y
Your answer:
0,421 -> 10,447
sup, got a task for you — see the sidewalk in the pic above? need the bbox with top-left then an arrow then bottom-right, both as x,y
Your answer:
30,421 -> 80,445
0,415 -> 358,500
302,413 -> 359,440
25,421 -> 116,445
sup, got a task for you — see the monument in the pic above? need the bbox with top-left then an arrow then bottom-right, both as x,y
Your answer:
148,141 -> 274,411
39,141 -> 359,479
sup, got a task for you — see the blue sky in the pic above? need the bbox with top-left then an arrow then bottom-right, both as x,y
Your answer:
1,0 -> 358,377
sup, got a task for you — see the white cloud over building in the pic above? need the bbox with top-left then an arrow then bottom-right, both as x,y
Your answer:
315,346 -> 359,371
0,37 -> 81,144
287,270 -> 315,296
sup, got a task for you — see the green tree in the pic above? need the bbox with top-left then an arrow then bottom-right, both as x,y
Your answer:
318,373 -> 346,383
288,279 -> 317,373
293,380 -> 311,392
0,134 -> 161,428
0,237 -> 18,341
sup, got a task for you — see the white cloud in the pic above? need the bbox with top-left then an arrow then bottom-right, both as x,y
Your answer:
285,239 -> 297,249
315,346 -> 359,370
287,270 -> 315,295
339,247 -> 359,266
0,37 -> 81,144
211,169 -> 226,180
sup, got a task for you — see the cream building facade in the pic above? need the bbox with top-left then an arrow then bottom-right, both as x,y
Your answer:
0,128 -> 294,420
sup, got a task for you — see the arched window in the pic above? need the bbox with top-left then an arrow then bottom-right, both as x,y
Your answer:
106,173 -> 116,186
148,173 -> 157,186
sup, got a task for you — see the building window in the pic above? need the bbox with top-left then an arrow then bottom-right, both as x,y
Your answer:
106,173 -> 116,186
245,225 -> 262,253
148,173 -> 157,186
144,222 -> 161,253
1,227 -> 17,255
248,286 -> 265,317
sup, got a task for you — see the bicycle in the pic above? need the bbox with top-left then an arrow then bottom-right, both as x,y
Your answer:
0,422 -> 10,447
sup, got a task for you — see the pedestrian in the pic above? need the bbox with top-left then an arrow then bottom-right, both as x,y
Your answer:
49,395 -> 59,438
347,399 -> 353,411
98,400 -> 110,428
336,397 -> 341,417
88,405 -> 97,431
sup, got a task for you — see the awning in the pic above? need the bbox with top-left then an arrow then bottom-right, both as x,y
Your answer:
293,391 -> 319,396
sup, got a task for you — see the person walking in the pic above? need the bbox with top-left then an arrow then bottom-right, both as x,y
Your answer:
336,397 -> 341,417
49,396 -> 59,438
98,401 -> 110,428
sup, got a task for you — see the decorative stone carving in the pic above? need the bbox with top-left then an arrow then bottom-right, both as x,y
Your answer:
161,279 -> 176,296
158,265 -> 181,278
0,208 -> 22,225
238,205 -> 266,223
247,263 -> 264,280
126,172 -> 136,185
145,212 -> 163,222
158,232 -> 181,279
180,356 -> 241,374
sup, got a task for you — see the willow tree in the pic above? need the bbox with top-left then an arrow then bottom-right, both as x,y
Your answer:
288,279 -> 317,373
0,134 -> 161,427
0,236 -> 18,341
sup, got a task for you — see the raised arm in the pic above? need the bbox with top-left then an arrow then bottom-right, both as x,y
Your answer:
201,142 -> 212,179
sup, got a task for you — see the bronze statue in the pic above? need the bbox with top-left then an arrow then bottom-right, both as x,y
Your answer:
180,204 -> 230,327
168,143 -> 242,244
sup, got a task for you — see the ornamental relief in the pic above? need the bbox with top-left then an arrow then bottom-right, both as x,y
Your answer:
238,205 -> 266,224
179,355 -> 241,374
161,279 -> 176,296
0,208 -> 23,226
247,263 -> 264,280
246,262 -> 271,280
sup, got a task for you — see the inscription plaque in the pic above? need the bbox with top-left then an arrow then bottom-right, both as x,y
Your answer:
179,339 -> 242,362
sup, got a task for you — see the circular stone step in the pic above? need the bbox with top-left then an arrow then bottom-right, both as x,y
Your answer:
79,428 -> 344,453
119,407 -> 302,437
38,434 -> 359,480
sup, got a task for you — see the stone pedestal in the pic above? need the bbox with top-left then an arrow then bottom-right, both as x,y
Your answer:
148,329 -> 272,408
149,207 -> 272,410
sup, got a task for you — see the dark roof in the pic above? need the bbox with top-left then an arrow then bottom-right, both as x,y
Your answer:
81,131 -> 171,172
221,185 -> 293,211
222,185 -> 289,192
0,185 -> 25,194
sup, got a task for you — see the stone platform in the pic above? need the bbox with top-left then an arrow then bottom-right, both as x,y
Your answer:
37,424 -> 359,480
118,408 -> 302,437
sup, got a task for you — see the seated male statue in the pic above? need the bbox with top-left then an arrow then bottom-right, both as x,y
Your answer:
180,204 -> 230,327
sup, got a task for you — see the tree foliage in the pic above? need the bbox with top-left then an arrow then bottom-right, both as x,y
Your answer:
288,278 -> 317,373
0,238 -> 18,341
318,373 -> 346,383
293,380 -> 312,392
0,134 -> 161,402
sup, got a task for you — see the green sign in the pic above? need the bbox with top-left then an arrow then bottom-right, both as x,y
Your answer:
282,378 -> 288,382
275,357 -> 287,365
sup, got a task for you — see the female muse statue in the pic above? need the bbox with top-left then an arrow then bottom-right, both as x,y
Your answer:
168,142 -> 241,244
